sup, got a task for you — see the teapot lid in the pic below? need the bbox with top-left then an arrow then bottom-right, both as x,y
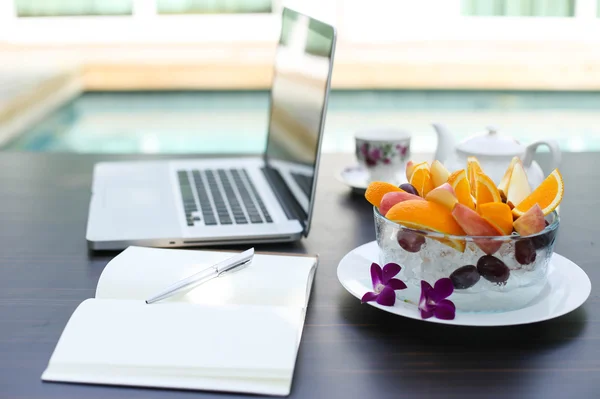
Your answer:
456,126 -> 524,156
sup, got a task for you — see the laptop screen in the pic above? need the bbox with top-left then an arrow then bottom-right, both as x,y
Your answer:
264,8 -> 336,235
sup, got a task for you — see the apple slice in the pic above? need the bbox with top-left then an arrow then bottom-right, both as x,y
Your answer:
497,156 -> 520,200
506,161 -> 531,209
452,203 -> 503,255
452,204 -> 500,236
379,190 -> 424,215
430,160 -> 450,188
425,183 -> 458,211
513,203 -> 545,236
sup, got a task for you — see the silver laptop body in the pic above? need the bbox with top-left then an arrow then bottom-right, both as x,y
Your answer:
86,8 -> 337,250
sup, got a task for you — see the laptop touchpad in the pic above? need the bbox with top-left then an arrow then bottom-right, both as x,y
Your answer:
104,184 -> 166,209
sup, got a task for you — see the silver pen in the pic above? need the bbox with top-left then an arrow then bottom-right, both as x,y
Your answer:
145,248 -> 254,304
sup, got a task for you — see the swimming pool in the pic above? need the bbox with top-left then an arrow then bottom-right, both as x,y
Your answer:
4,90 -> 600,153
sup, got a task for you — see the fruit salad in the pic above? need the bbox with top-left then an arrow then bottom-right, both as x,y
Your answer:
365,156 -> 562,312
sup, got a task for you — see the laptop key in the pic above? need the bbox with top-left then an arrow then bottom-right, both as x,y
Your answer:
191,170 -> 217,223
217,169 -> 246,220
205,170 -> 233,224
238,169 -> 271,224
230,169 -> 266,224
197,167 -> 276,226
178,170 -> 200,224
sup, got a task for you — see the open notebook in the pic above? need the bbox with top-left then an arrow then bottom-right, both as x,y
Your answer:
41,246 -> 318,396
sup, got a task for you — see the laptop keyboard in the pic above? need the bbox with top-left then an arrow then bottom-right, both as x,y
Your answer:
177,168 -> 272,227
291,172 -> 312,198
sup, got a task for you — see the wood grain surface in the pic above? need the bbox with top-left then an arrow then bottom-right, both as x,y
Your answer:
0,152 -> 597,399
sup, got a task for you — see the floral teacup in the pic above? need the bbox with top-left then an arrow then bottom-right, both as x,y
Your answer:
355,128 -> 411,184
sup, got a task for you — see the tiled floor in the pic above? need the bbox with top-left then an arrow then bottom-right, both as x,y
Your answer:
4,90 -> 600,154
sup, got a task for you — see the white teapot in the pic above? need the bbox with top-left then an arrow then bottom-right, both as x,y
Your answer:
432,123 -> 561,189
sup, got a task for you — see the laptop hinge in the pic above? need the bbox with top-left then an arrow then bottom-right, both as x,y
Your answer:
260,166 -> 307,232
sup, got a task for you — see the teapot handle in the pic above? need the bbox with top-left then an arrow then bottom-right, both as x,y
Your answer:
522,140 -> 561,172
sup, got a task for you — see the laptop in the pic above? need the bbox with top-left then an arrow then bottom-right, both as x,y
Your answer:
86,8 -> 337,250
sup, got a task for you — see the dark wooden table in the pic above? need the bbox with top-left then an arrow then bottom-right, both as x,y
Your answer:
0,152 -> 598,399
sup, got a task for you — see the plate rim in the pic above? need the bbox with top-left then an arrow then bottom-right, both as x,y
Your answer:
337,240 -> 591,327
336,165 -> 369,190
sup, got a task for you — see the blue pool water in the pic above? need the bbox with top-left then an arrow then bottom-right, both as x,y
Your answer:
4,90 -> 600,153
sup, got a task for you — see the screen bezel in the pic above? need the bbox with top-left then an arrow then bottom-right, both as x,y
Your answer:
263,7 -> 337,236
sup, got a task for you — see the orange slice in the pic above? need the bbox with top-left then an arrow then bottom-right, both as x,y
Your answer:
365,181 -> 402,207
467,156 -> 484,197
447,169 -> 475,210
405,161 -> 415,182
512,169 -> 564,217
386,200 -> 465,235
409,163 -> 434,197
406,161 -> 427,182
386,200 -> 466,251
475,172 -> 502,206
477,202 -> 513,236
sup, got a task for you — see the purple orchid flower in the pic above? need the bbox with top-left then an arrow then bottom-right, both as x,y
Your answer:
418,278 -> 456,320
361,262 -> 407,306
383,158 -> 391,164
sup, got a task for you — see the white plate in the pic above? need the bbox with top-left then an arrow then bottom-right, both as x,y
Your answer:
337,241 -> 591,327
336,165 -> 407,193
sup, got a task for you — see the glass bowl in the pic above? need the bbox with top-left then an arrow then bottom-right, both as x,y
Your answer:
373,207 -> 559,312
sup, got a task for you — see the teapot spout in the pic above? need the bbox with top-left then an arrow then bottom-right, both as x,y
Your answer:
432,123 -> 455,163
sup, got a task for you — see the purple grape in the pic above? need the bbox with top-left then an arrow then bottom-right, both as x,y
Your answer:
450,265 -> 480,289
399,183 -> 419,196
531,223 -> 556,250
397,230 -> 425,253
531,233 -> 554,250
515,239 -> 536,265
477,255 -> 510,284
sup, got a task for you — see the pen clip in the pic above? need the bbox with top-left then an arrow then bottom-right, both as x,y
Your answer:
216,248 -> 254,276
217,258 -> 252,277
144,247 -> 255,305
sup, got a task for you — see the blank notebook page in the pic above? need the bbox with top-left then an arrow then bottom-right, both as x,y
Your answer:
46,299 -> 302,380
95,246 -> 316,308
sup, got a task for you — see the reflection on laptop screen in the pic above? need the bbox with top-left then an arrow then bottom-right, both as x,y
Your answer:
265,8 -> 336,230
